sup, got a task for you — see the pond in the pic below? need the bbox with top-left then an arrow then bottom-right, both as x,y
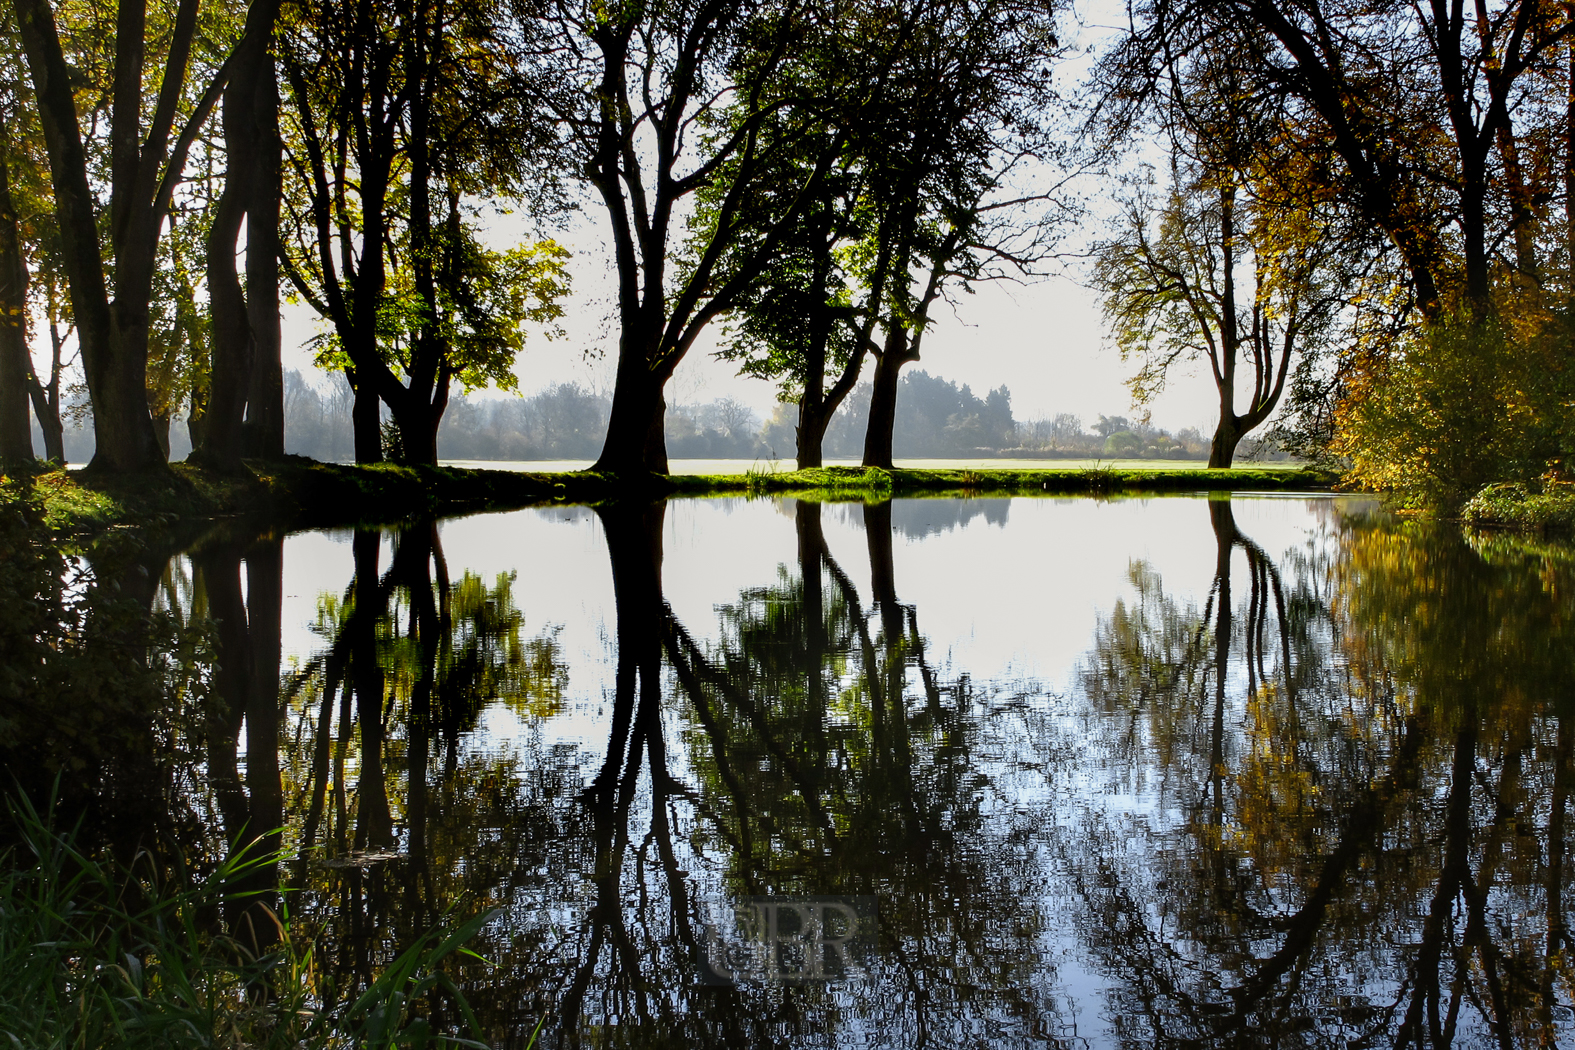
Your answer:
30,492 -> 1575,1047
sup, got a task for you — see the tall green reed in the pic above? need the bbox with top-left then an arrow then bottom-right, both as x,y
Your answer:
1,790 -> 502,1049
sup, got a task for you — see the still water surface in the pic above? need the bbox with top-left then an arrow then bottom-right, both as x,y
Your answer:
171,493 -> 1575,1047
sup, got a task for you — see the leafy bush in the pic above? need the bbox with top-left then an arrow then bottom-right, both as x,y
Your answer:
1461,481 -> 1575,534
1334,308 -> 1572,508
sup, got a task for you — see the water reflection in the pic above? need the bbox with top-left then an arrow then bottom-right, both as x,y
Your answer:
1076,503 -> 1575,1047
10,493 -> 1575,1047
190,532 -> 285,950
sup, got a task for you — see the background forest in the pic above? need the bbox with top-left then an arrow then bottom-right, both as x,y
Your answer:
36,369 -> 1246,462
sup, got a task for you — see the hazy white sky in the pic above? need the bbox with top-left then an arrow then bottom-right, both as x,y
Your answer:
282,207 -> 1224,434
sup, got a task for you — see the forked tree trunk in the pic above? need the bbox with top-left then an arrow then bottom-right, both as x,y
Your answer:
243,55 -> 284,460
796,407 -> 830,469
794,314 -> 866,470
14,0 -> 218,475
387,378 -> 448,465
594,346 -> 669,474
861,332 -> 915,470
1209,414 -> 1242,469
27,289 -> 67,463
32,394 -> 64,464
859,238 -> 938,470
200,0 -> 281,471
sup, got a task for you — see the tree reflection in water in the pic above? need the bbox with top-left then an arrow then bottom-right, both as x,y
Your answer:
549,499 -> 1065,1048
1074,497 -> 1575,1048
28,493 -> 1575,1047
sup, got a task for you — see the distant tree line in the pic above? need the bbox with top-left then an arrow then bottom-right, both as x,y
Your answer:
278,368 -> 1254,463
761,370 -> 1264,460
282,371 -> 769,462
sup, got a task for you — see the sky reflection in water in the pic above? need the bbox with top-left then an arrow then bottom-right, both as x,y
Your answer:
212,493 -> 1575,1048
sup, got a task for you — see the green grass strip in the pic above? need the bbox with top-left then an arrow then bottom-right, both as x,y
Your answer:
6,457 -> 1340,537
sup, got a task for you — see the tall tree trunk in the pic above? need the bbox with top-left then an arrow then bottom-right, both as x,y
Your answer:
0,138 -> 33,464
244,50 -> 284,460
1496,120 -> 1540,284
344,65 -> 398,466
1211,186 -> 1239,469
797,309 -> 828,469
793,210 -> 835,469
859,234 -> 942,470
202,175 -> 251,468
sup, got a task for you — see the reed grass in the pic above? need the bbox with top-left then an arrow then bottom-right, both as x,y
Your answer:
0,791 -> 501,1049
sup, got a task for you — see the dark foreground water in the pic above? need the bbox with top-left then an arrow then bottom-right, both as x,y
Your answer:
44,493 -> 1575,1047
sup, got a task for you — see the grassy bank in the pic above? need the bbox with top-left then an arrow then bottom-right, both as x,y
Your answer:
7,457 -> 1339,536
12,456 -> 609,535
675,463 -> 1339,498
